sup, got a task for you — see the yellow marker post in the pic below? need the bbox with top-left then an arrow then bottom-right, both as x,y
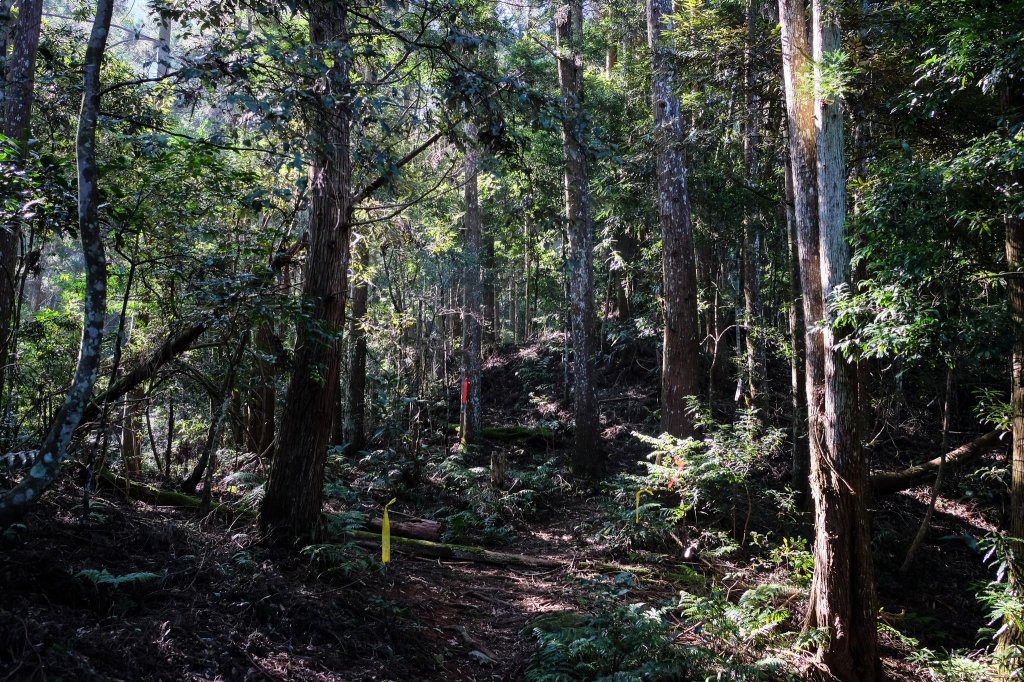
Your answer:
382,498 -> 397,564
635,489 -> 653,523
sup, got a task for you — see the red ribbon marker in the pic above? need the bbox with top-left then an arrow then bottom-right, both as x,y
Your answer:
461,378 -> 469,405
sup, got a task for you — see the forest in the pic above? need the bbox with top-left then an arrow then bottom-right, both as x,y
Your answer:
0,0 -> 1022,679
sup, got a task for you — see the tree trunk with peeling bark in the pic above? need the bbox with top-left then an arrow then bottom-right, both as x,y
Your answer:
0,0 -> 111,530
648,0 -> 700,439
260,1 -> 351,541
555,0 -> 601,475
803,2 -> 879,678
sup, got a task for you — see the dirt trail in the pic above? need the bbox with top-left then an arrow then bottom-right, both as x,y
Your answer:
380,517 -> 586,681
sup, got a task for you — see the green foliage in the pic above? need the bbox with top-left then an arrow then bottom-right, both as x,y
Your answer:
679,585 -> 794,655
300,543 -> 378,578
430,451 -> 566,544
761,536 -> 815,585
974,387 -> 1013,431
74,569 -> 161,587
885,624 -> 995,682
525,604 -> 702,682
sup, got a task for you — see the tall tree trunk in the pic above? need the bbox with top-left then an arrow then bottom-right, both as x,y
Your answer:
804,2 -> 879,679
260,1 -> 351,541
998,88 -> 1024,675
778,0 -> 823,505
555,0 -> 601,475
0,0 -> 111,529
460,125 -> 483,447
344,238 -> 369,454
648,0 -> 700,438
741,0 -> 764,408
0,0 -> 43,420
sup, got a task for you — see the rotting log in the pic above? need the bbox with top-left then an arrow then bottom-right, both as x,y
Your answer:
870,430 -> 1005,496
347,530 -> 564,569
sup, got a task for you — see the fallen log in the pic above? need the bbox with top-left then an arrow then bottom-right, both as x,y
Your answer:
82,323 -> 209,425
364,516 -> 441,542
347,530 -> 564,569
97,469 -> 247,518
870,430 -> 1005,496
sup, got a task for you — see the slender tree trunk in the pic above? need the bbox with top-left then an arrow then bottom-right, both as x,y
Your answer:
803,2 -> 879,678
165,392 -> 174,477
460,125 -> 483,447
344,238 -> 369,453
649,0 -> 700,438
0,0 -> 111,529
555,0 -> 601,475
741,0 -> 764,408
483,234 -> 497,346
785,159 -> 810,500
261,1 -> 351,541
121,386 -> 144,476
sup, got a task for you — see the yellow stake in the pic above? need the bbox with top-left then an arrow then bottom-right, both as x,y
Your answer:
635,489 -> 653,523
382,498 -> 397,564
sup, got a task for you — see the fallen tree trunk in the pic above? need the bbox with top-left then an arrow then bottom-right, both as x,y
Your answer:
82,323 -> 209,425
97,469 -> 245,518
347,530 -> 564,569
870,430 -> 1005,496
364,516 -> 441,542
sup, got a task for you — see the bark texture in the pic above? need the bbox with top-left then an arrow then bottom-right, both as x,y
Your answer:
555,0 -> 601,475
648,0 -> 701,439
805,2 -> 879,678
778,0 -> 823,503
0,0 -> 111,530
260,1 -> 351,541
999,133 -> 1024,672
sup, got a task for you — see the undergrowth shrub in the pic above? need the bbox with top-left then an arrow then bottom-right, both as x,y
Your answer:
525,592 -> 795,681
599,404 -> 784,553
430,451 -> 565,544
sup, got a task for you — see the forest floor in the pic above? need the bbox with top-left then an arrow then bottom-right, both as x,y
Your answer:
0,340 -> 1008,681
